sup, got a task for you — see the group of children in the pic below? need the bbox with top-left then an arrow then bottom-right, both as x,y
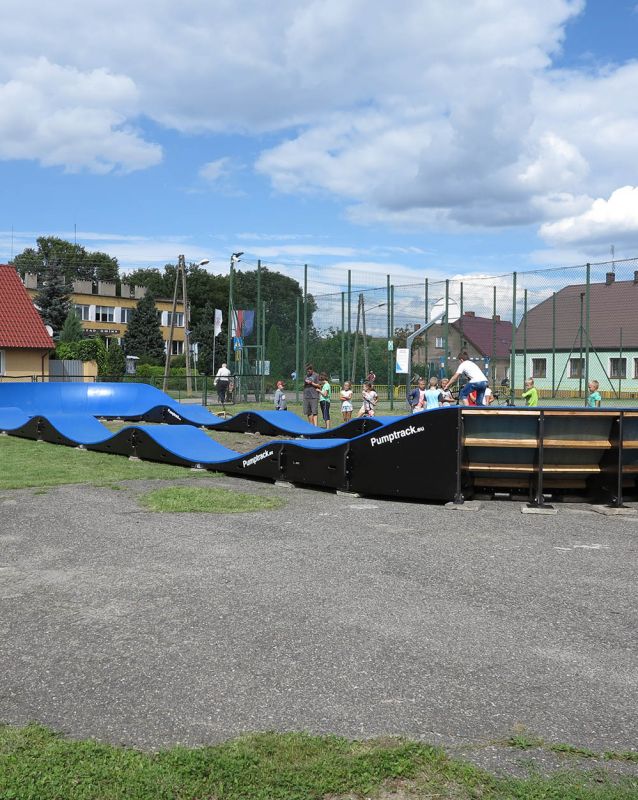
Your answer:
274,371 -> 378,427
273,369 -> 604,425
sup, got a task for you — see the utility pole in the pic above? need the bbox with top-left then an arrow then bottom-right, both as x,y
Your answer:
164,255 -> 209,394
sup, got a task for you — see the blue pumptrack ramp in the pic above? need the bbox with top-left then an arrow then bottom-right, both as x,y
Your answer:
0,382 -> 401,438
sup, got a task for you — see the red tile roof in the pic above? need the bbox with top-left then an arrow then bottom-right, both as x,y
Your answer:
451,314 -> 513,358
0,265 -> 55,349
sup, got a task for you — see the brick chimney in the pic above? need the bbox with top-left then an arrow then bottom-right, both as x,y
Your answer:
606,272 -> 615,285
492,314 -> 501,322
634,271 -> 638,284
464,310 -> 475,317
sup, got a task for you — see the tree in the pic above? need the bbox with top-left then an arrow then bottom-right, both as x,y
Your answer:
122,292 -> 165,364
34,264 -> 73,337
12,236 -> 119,284
105,342 -> 126,380
59,309 -> 84,343
266,324 -> 284,381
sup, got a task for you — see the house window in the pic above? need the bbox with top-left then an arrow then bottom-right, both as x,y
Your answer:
0,349 -> 5,376
531,358 -> 546,378
170,340 -> 184,355
95,305 -> 114,322
74,304 -> 90,321
569,358 -> 584,378
167,312 -> 184,327
634,358 -> 638,379
610,358 -> 626,379
120,307 -> 132,324
435,337 -> 444,349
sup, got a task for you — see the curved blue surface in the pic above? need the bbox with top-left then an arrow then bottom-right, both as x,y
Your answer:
0,407 -> 33,432
0,382 -> 406,439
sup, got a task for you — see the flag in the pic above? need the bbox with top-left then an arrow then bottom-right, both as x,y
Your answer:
214,308 -> 223,338
231,309 -> 255,338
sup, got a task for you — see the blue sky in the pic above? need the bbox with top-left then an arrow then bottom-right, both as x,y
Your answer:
1,0 -> 638,294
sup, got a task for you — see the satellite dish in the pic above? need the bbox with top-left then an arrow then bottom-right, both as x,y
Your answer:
430,297 -> 461,324
45,325 -> 54,337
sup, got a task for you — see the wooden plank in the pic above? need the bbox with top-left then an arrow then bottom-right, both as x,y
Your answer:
462,409 -> 535,416
463,437 -> 537,448
542,410 -> 618,417
465,463 -> 603,474
543,439 -> 612,448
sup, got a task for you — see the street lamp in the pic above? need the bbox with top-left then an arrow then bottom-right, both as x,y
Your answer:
226,252 -> 244,363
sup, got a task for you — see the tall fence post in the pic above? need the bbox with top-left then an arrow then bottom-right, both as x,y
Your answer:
584,262 -> 591,405
256,259 -> 261,401
510,272 -> 517,394
261,299 -> 266,402
295,297 -> 300,402
340,292 -> 345,382
523,289 -> 528,383
347,269 -> 352,381
302,263 -> 308,372
552,291 -> 556,398
386,275 -> 391,403
444,279 -> 450,375
424,277 -> 429,376
390,284 -> 395,410
491,286 -> 496,387
619,327 -> 624,400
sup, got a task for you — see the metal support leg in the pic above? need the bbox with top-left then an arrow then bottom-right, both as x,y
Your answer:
527,411 -> 553,509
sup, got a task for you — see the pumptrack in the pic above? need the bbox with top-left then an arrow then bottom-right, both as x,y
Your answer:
1,382 -> 637,504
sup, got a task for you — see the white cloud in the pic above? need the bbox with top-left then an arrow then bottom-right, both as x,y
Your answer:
4,0 -> 638,247
540,186 -> 638,246
0,58 -> 161,173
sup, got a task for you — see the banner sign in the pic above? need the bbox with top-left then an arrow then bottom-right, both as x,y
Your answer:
232,336 -> 243,351
395,348 -> 409,374
214,308 -> 223,338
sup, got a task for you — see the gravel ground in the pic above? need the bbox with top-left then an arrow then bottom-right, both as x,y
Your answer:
0,463 -> 637,778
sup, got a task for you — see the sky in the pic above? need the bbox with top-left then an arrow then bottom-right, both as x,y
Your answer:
1,0 -> 638,296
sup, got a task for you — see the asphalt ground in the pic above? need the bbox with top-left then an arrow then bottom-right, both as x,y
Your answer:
1,464 -> 637,774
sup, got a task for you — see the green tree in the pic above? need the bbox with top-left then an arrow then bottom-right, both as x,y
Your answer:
34,264 -> 73,338
266,324 -> 284,381
122,292 -> 165,365
105,341 -> 126,380
12,236 -> 120,284
59,309 -> 84,343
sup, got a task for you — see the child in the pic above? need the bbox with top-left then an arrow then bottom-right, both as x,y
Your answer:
521,377 -> 538,407
358,381 -> 378,417
439,378 -> 455,406
425,376 -> 443,409
408,378 -> 427,413
318,372 -> 331,428
274,380 -> 287,411
587,379 -> 601,408
340,381 -> 353,422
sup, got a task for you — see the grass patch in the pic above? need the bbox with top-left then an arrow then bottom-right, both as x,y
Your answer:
0,436 -> 212,490
0,724 -> 636,800
139,486 -> 284,513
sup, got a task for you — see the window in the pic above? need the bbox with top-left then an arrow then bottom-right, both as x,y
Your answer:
120,307 -> 132,324
74,304 -> 90,321
635,358 -> 638,379
170,340 -> 184,355
167,312 -> 184,327
435,337 -> 444,349
610,358 -> 626,379
95,305 -> 114,322
0,349 -> 5,376
569,358 -> 584,378
531,358 -> 546,378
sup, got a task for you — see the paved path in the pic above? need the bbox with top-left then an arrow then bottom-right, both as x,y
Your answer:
1,478 -> 636,760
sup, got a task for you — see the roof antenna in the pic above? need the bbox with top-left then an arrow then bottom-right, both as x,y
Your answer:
611,244 -> 615,273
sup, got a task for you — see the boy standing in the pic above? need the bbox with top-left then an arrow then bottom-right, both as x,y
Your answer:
587,379 -> 601,408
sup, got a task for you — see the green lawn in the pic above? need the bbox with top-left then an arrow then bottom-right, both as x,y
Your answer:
1,724 -> 636,800
139,486 -> 284,513
0,435 -> 211,490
